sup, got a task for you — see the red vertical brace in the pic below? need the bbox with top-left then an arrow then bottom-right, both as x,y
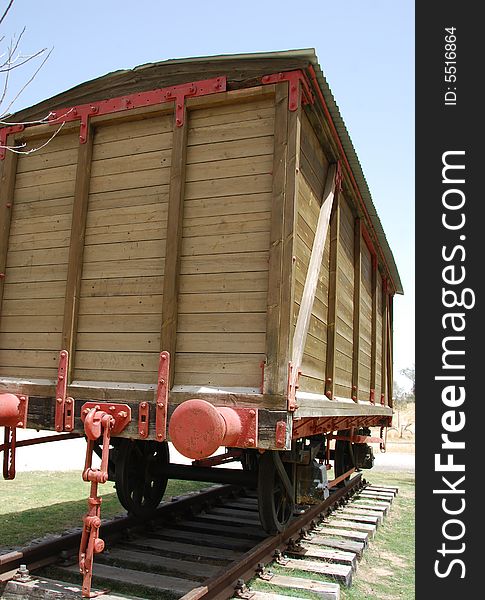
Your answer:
156,351 -> 170,440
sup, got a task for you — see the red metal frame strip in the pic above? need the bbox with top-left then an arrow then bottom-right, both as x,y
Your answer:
0,125 -> 25,160
48,76 -> 227,143
292,414 -> 392,440
156,351 -> 170,441
326,434 -> 384,444
0,432 -> 80,453
138,402 -> 150,439
55,350 -> 69,432
328,468 -> 356,488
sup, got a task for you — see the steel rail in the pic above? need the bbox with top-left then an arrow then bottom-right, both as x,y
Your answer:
180,472 -> 364,600
0,483 -> 241,578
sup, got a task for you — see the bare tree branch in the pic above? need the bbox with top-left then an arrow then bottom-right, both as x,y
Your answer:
0,1 -> 15,28
0,0 -> 54,157
0,46 -> 52,117
0,119 -> 67,154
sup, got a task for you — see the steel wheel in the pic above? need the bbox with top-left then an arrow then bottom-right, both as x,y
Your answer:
258,450 -> 294,534
114,439 -> 169,517
334,429 -> 355,484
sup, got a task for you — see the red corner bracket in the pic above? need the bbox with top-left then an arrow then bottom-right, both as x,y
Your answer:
261,70 -> 314,111
0,124 -> 25,160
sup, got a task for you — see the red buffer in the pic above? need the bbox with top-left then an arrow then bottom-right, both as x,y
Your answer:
169,399 -> 258,459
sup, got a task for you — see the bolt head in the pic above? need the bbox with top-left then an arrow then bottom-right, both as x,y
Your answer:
159,378 -> 165,385
65,424 -> 71,430
141,402 -> 147,408
157,433 -> 163,438
157,402 -> 164,409
57,398 -> 63,404
17,421 -> 23,427
248,438 -> 255,445
249,409 -> 256,417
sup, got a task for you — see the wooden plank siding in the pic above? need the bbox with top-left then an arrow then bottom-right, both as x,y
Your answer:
0,73 -> 395,427
293,176 -> 331,395
73,115 -> 172,384
173,95 -> 275,389
358,235 -> 373,402
334,195 -> 354,399
374,271 -> 383,402
0,133 -> 78,379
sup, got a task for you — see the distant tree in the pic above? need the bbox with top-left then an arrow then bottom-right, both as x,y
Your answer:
400,364 -> 415,400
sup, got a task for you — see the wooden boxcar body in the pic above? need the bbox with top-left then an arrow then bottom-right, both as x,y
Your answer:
0,50 -> 401,463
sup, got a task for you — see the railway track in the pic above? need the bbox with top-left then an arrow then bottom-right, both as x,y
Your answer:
0,475 -> 398,600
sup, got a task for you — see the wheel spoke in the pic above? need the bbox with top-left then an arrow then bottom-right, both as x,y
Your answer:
114,439 -> 169,516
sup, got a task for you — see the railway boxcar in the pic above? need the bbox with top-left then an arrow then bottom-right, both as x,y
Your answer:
0,50 -> 402,543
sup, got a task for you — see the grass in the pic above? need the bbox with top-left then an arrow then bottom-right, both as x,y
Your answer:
0,471 -> 211,550
251,468 -> 415,600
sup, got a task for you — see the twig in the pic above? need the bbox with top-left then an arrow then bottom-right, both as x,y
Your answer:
0,1 -> 15,28
0,119 -> 67,154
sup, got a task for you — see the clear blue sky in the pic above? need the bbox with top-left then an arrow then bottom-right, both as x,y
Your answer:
3,0 -> 415,385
